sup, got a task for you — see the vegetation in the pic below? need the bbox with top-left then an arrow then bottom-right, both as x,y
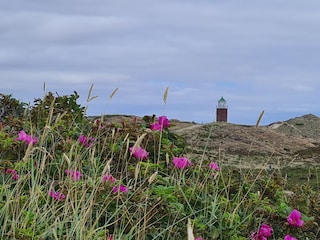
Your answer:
0,88 -> 319,239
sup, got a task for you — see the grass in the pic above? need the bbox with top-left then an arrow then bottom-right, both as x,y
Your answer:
0,88 -> 320,239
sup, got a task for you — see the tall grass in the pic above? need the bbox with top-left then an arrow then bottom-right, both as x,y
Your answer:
0,88 -> 319,239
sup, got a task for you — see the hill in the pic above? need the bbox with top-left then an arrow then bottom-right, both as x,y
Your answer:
174,114 -> 320,169
96,114 -> 320,168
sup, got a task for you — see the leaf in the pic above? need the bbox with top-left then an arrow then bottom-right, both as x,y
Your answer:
211,227 -> 220,239
152,185 -> 176,195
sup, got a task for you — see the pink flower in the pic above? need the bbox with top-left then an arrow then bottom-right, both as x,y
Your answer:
209,162 -> 220,171
49,190 -> 66,201
158,116 -> 170,128
78,134 -> 95,147
11,173 -> 19,180
102,174 -> 116,183
65,169 -> 83,181
287,209 -> 304,227
259,224 -> 272,237
15,130 -> 38,145
251,223 -> 273,240
150,115 -> 170,131
6,168 -> 17,175
195,237 -> 203,240
129,146 -> 149,160
6,168 -> 19,180
284,235 -> 297,240
150,123 -> 162,131
173,157 -> 192,169
112,184 -> 128,193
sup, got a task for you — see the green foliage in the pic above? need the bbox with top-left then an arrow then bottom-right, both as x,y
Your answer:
0,91 -> 319,239
31,91 -> 86,135
0,93 -> 26,125
0,128 -> 15,160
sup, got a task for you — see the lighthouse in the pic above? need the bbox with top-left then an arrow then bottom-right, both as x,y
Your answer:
216,96 -> 227,122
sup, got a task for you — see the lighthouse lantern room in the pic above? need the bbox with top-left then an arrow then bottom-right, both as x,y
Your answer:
216,96 -> 227,122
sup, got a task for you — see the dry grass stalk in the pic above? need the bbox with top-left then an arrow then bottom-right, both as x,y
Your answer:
187,218 -> 195,240
255,110 -> 265,129
163,86 -> 169,104
131,133 -> 147,151
87,83 -> 98,102
110,87 -> 119,100
148,171 -> 158,185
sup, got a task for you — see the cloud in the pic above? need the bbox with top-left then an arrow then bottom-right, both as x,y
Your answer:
0,0 -> 320,124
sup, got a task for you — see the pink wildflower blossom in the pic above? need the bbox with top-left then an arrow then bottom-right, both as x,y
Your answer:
158,116 -> 170,128
112,184 -> 128,193
6,169 -> 17,175
129,146 -> 149,160
150,115 -> 170,131
49,190 -> 66,201
284,235 -> 297,240
102,174 -> 116,183
251,223 -> 273,240
6,168 -> 19,180
195,237 -> 203,240
172,157 -> 192,169
11,173 -> 19,180
15,130 -> 38,145
209,162 -> 220,171
78,134 -> 95,147
287,209 -> 304,227
150,123 -> 162,131
65,169 -> 83,181
258,224 -> 273,237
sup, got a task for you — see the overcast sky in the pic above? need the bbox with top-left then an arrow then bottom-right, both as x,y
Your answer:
1,0 -> 319,125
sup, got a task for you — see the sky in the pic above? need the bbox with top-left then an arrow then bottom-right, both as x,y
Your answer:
1,0 -> 319,125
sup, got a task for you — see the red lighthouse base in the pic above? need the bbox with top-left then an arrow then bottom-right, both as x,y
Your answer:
216,108 -> 227,122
